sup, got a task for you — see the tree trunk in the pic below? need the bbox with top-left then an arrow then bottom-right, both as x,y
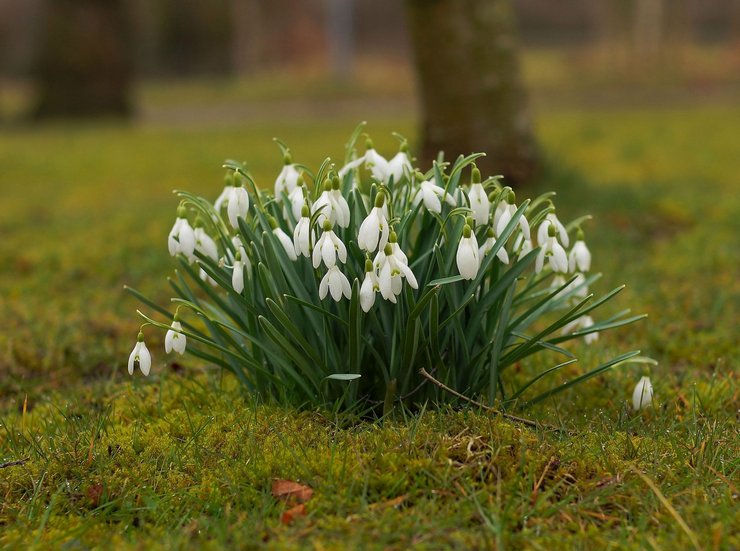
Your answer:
405,0 -> 539,185
33,0 -> 132,118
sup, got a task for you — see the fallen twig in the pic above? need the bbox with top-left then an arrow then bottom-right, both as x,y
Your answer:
419,368 -> 556,431
0,457 -> 29,469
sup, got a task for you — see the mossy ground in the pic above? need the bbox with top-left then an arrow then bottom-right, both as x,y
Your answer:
1,68 -> 738,548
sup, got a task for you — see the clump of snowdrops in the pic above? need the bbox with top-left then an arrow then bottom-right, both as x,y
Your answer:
126,124 -> 646,413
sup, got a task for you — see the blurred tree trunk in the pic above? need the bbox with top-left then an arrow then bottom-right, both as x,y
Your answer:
231,0 -> 264,75
327,0 -> 354,80
632,0 -> 664,63
33,0 -> 132,118
405,0 -> 539,185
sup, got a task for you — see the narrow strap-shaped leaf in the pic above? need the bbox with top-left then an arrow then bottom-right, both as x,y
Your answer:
348,279 -> 362,378
505,358 -> 579,404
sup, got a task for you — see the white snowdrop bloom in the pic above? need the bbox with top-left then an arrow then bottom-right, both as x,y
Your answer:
359,260 -> 379,312
312,188 -> 335,226
564,272 -> 589,299
387,150 -> 412,183
357,194 -> 390,253
479,227 -> 509,264
456,221 -> 480,280
632,376 -> 654,411
537,212 -> 569,247
568,232 -> 591,273
227,184 -> 250,229
165,320 -> 186,355
551,274 -> 567,291
412,177 -> 455,214
285,186 -> 305,223
229,236 -> 252,273
374,241 -> 418,302
194,225 -> 218,261
494,191 -> 531,240
319,265 -> 352,302
293,206 -> 312,258
338,140 -> 392,182
467,167 -> 490,226
270,224 -> 298,260
168,207 -> 196,260
560,315 -> 597,344
535,226 -> 568,273
127,333 -> 151,376
214,173 -> 233,212
232,249 -> 247,294
312,222 -> 347,269
274,163 -> 301,200
517,236 -> 533,260
330,188 -> 351,228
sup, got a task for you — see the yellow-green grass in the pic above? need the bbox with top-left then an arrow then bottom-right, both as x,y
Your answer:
1,102 -> 738,548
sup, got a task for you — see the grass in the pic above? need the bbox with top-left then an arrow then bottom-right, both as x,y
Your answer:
1,89 -> 738,547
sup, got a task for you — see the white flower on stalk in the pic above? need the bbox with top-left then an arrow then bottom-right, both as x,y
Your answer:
214,173 -> 234,212
632,376 -> 654,411
193,221 -> 219,285
560,315 -> 598,344
456,219 -> 480,280
268,216 -> 298,261
374,239 -> 418,303
338,139 -> 392,182
313,221 -> 347,269
330,178 -> 351,228
357,192 -> 390,253
285,186 -> 305,223
165,318 -> 186,355
468,166 -> 490,226
226,182 -> 250,229
293,206 -> 312,258
535,225 -> 568,273
412,174 -> 455,214
312,177 -> 349,228
479,227 -> 509,265
387,147 -> 413,183
232,249 -> 248,294
127,332 -> 151,376
568,229 -> 591,273
168,206 -> 196,260
274,160 -> 300,200
537,212 -> 569,247
494,190 -> 530,240
359,259 -> 379,312
319,265 -> 352,302
515,234 -> 533,260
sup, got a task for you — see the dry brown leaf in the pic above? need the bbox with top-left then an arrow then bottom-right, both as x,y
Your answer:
368,495 -> 407,511
280,503 -> 306,524
271,479 -> 314,503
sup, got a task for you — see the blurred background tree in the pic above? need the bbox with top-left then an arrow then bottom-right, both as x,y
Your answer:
406,0 -> 539,184
32,0 -> 133,118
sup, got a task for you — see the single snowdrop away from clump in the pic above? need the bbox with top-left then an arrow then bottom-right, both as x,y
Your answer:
632,376 -> 654,411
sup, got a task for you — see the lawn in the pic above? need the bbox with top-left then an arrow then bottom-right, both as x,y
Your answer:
0,92 -> 738,549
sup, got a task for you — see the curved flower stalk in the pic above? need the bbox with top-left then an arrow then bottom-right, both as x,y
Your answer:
127,127 -> 647,414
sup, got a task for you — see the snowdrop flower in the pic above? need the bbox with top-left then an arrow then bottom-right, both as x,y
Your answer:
387,145 -> 413,183
128,332 -> 151,376
359,259 -> 379,312
293,205 -> 312,258
456,218 -> 480,280
214,172 -> 233,212
165,317 -> 186,355
479,227 -> 509,264
232,249 -> 247,294
561,315 -> 598,344
494,190 -> 530,240
412,173 -> 455,214
285,185 -> 305,223
338,139 -> 392,182
564,272 -> 589,299
268,216 -> 298,261
227,179 -> 250,229
319,265 -> 352,302
468,166 -> 490,226
632,376 -> 654,411
374,238 -> 418,303
568,229 -> 591,273
537,211 -> 569,247
313,220 -> 347,269
274,155 -> 301,200
194,222 -> 218,262
514,233 -> 533,260
357,192 -> 390,253
535,225 -> 568,273
168,206 -> 196,260
330,175 -> 351,228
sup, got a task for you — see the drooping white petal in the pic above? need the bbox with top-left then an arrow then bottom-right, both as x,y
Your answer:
127,342 -> 140,375
468,183 -> 490,226
138,342 -> 151,376
569,240 -> 591,273
360,272 -> 377,312
456,236 -> 480,280
321,234 -> 336,268
357,209 -> 381,252
365,149 -> 391,182
331,232 -> 347,264
274,228 -> 298,261
194,228 -> 218,260
293,217 -> 311,257
632,376 -> 653,411
397,261 -> 418,289
227,187 -> 250,228
232,261 -> 244,293
388,151 -> 412,183
318,270 -> 330,299
165,321 -> 186,355
378,261 -> 394,301
214,185 -> 233,212
332,190 -> 351,228
274,164 -> 300,199
312,233 -> 325,268
337,154 -> 367,178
